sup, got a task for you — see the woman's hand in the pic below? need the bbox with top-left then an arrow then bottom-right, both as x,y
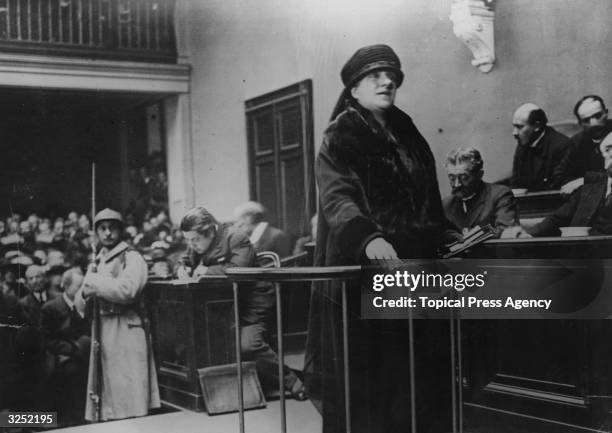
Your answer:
365,237 -> 398,260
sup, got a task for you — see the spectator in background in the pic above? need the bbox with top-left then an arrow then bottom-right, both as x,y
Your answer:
47,249 -> 66,269
19,220 -> 36,249
232,201 -> 292,258
77,214 -> 91,235
27,214 -> 40,233
46,265 -> 66,299
443,147 -> 518,237
510,103 -> 570,191
41,267 -> 90,426
36,221 -> 54,245
148,241 -> 172,279
554,95 -> 612,194
32,248 -> 47,266
19,265 -> 55,327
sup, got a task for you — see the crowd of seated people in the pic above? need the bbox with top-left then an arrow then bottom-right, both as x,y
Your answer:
0,206 -> 187,426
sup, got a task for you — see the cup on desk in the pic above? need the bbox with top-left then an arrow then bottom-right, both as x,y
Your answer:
559,226 -> 591,237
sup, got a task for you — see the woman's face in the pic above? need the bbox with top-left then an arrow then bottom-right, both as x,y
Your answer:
351,70 -> 398,114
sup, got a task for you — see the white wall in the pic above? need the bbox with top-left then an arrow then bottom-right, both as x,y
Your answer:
178,0 -> 612,220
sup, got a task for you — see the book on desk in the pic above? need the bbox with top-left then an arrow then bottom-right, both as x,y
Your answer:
442,224 -> 496,258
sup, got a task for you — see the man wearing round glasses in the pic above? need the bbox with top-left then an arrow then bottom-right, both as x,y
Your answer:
554,95 -> 612,194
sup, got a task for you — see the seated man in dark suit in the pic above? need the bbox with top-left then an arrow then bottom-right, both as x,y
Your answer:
41,267 -> 90,426
553,95 -> 612,195
443,147 -> 518,237
19,265 -> 56,327
232,201 -> 292,258
505,132 -> 612,238
510,103 -> 570,191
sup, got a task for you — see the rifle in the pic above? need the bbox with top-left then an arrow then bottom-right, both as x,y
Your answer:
88,162 -> 103,422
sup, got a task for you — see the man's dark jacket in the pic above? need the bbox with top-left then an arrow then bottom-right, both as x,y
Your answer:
41,294 -> 90,361
18,290 -> 55,327
553,120 -> 612,186
511,126 -> 570,190
443,182 -> 518,237
253,224 -> 292,258
190,223 -> 273,325
528,172 -> 612,236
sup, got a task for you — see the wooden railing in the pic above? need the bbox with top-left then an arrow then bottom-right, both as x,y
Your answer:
0,0 -> 176,62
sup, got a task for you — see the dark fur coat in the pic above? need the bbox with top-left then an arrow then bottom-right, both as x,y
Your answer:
306,102 -> 452,433
315,101 -> 446,265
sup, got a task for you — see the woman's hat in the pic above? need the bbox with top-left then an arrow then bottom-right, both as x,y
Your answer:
341,44 -> 404,88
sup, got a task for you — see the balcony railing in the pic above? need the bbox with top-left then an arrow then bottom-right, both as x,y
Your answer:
0,0 -> 176,62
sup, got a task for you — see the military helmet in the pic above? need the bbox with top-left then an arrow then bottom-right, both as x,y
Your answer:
93,208 -> 123,230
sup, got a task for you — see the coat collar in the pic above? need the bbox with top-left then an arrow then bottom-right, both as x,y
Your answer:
97,241 -> 129,263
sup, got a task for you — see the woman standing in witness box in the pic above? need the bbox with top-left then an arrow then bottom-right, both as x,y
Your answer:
304,44 -> 453,433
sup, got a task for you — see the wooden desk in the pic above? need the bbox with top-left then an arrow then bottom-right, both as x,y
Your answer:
145,275 -> 312,411
465,234 -> 612,259
514,190 -> 565,218
146,278 -> 236,411
459,236 -> 612,430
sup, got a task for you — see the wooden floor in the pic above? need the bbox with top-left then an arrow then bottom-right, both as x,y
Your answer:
52,400 -> 321,433
49,404 -> 603,433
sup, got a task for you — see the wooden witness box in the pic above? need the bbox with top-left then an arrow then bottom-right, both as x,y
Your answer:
145,278 -> 237,411
459,235 -> 612,430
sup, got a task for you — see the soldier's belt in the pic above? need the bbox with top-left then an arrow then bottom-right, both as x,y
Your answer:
98,299 -> 137,316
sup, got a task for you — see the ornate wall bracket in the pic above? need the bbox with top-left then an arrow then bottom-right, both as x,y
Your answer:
449,0 -> 495,73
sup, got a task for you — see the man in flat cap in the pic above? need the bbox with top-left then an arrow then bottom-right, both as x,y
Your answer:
76,208 -> 159,421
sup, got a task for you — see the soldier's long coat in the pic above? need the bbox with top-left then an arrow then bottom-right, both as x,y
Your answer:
77,241 -> 160,421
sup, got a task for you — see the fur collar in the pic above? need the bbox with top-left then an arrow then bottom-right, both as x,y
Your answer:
325,102 -> 426,169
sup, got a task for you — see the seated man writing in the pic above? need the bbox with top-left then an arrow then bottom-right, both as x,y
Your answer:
443,147 -> 518,237
176,206 -> 306,400
504,131 -> 612,237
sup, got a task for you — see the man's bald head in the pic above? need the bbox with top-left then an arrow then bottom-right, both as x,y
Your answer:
512,103 -> 548,147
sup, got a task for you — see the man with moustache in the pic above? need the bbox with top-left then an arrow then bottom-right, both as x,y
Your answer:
75,208 -> 160,421
510,103 -> 570,191
505,131 -> 612,237
443,147 -> 518,237
554,95 -> 612,194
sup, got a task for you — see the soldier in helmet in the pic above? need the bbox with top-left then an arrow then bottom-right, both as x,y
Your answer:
75,208 -> 160,421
